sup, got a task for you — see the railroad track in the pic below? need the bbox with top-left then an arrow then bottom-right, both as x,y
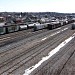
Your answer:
0,25 -> 69,60
29,37 -> 75,75
60,45 -> 75,75
0,29 -> 49,47
0,24 -> 71,55
0,28 -> 69,66
10,30 -> 75,75
0,29 -> 32,39
0,28 -> 75,75
0,24 -> 71,47
0,25 -> 68,54
0,29 -> 32,46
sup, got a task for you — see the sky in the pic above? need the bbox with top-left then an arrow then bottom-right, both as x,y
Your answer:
0,0 -> 75,13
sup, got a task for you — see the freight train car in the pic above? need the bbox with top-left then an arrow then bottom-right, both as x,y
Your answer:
68,19 -> 75,24
60,20 -> 68,26
0,26 -> 6,34
0,22 -> 6,35
19,24 -> 28,30
47,22 -> 61,30
27,23 -> 35,29
62,21 -> 67,25
72,23 -> 75,30
6,24 -> 19,33
34,23 -> 48,31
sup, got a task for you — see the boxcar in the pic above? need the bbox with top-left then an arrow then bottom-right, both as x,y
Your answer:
68,19 -> 75,24
0,26 -> 6,34
63,21 -> 67,25
48,23 -> 55,30
48,22 -> 60,30
0,23 -> 6,35
7,24 -> 19,33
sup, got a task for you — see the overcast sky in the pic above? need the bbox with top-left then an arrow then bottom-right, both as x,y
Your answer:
0,0 -> 75,13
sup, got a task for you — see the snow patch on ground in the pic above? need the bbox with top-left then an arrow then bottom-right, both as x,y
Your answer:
41,37 -> 47,41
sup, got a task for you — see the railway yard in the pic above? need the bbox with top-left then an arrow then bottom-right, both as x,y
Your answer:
0,22 -> 75,75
